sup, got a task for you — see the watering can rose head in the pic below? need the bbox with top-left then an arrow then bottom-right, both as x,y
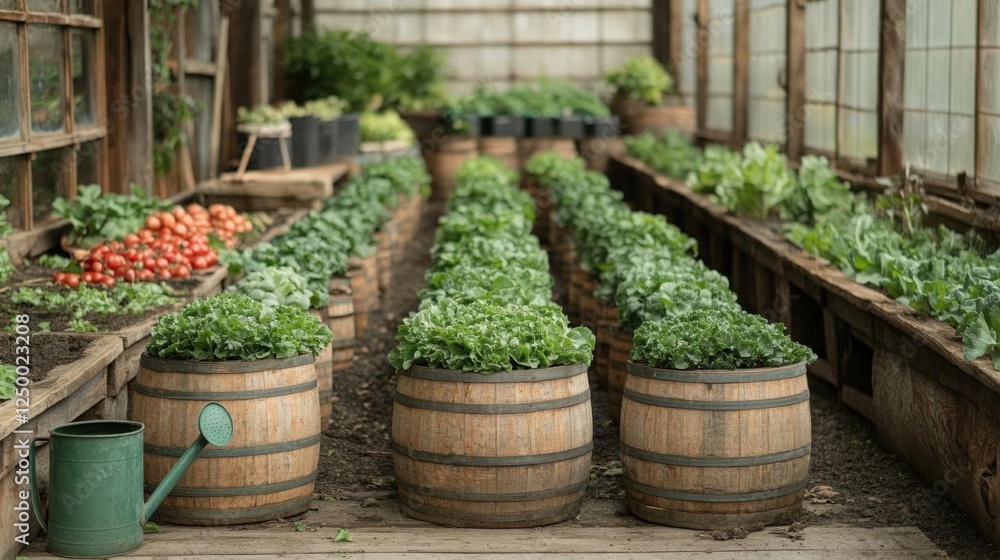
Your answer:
147,293 -> 333,362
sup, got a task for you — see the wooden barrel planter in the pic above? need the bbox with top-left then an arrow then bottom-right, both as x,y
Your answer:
517,138 -> 577,171
392,363 -> 593,528
607,327 -> 634,423
629,102 -> 695,136
310,307 -> 335,431
363,252 -> 380,312
131,353 -> 321,525
570,266 -> 598,329
478,137 -> 519,170
347,264 -> 369,339
620,361 -> 811,529
593,308 -> 619,390
426,135 -> 478,201
328,277 -> 356,373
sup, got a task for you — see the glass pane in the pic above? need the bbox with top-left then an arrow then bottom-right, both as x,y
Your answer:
31,147 -> 69,224
0,0 -> 18,10
27,0 -> 60,12
0,23 -> 19,140
70,0 -> 95,14
28,25 -> 66,134
0,156 -> 20,231
76,140 -> 100,186
72,29 -> 97,127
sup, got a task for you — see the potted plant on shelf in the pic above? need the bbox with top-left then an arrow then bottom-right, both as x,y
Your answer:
605,55 -> 693,135
236,104 -> 290,171
359,110 -> 417,160
304,96 -> 346,165
132,293 -> 333,525
396,44 -> 449,142
621,307 -> 816,530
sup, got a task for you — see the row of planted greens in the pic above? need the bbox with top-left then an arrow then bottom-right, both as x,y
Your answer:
625,132 -> 1000,369
388,156 -> 594,373
525,151 -> 815,372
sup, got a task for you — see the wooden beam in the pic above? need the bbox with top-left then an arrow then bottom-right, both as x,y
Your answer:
695,0 -> 708,134
975,0 -> 985,189
273,0 -> 291,102
127,0 -> 153,191
877,0 -> 906,177
208,18 -> 229,180
785,0 -> 805,162
652,0 -> 672,77
300,0 -> 314,29
733,0 -> 749,144
668,0 -> 685,90
222,0 -> 262,168
102,0 -> 128,194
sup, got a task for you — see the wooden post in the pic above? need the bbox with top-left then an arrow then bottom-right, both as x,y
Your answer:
652,0 -> 675,79
733,0 -> 749,145
696,0 -> 708,134
785,0 -> 805,162
223,0 -> 262,169
877,0 -> 906,177
975,0 -> 985,187
208,18 -> 230,178
127,0 -> 154,192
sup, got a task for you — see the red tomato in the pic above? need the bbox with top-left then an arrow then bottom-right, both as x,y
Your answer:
145,216 -> 162,231
106,254 -> 125,269
170,265 -> 190,279
143,257 -> 157,271
65,273 -> 81,289
121,269 -> 136,282
81,271 -> 95,284
90,261 -> 104,273
155,257 -> 170,270
157,268 -> 172,280
138,269 -> 155,282
191,256 -> 208,270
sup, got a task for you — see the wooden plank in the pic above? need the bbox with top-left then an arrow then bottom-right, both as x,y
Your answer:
0,127 -> 108,158
695,0 -> 708,134
127,0 -> 154,190
207,18 -> 229,179
103,0 -> 129,194
24,526 -> 942,557
732,0 -> 749,144
877,0 -> 905,177
668,0 -> 684,88
785,0 -> 805,162
841,384 -> 874,419
87,554 -> 947,560
651,0 -> 672,77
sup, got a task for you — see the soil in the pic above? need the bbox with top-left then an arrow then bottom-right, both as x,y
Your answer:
314,200 -> 1000,560
0,333 -> 93,384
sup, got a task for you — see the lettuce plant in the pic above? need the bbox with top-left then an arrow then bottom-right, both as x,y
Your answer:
418,265 -> 552,309
614,260 -> 739,332
388,300 -> 593,372
226,266 -> 325,311
631,308 -> 816,370
147,293 -> 332,362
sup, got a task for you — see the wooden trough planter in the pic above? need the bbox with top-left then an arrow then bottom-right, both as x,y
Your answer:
609,152 -> 1000,543
310,307 -> 335,432
391,363 -> 593,528
131,353 -> 321,525
0,334 -> 123,560
621,361 -> 811,529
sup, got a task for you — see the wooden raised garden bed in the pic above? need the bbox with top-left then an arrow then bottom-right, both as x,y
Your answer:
0,333 -> 123,560
608,152 -> 1000,542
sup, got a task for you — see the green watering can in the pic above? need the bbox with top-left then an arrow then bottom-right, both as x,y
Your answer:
29,402 -> 234,558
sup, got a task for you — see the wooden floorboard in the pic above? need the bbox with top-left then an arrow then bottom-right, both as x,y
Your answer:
25,526 -> 944,558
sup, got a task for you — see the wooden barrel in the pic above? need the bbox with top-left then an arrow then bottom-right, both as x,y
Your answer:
132,353 -> 320,525
607,327 -> 633,423
310,307 -> 334,431
621,361 -> 811,529
328,277 -> 356,373
517,138 -> 577,171
375,229 -> 393,297
592,307 -> 619,390
347,261 -> 370,338
393,363 -> 593,528
478,137 -> 519,170
425,135 -> 478,201
629,103 -> 696,136
569,266 -> 597,329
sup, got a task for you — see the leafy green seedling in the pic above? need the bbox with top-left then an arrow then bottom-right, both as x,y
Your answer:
333,528 -> 353,543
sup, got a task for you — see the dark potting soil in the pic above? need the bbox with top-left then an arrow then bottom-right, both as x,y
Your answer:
0,333 -> 93,384
313,200 -> 998,559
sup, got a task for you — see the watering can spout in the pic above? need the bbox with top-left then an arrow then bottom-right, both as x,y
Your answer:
143,402 -> 233,524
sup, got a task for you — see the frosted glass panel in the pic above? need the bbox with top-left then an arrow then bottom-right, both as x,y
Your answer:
804,0 -> 839,153
981,4 -> 1000,187
707,97 -> 733,132
705,0 -> 735,133
678,0 -> 699,100
748,0 -> 785,142
838,0 -> 879,161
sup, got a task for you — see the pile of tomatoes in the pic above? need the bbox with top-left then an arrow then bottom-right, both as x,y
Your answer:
53,203 -> 249,288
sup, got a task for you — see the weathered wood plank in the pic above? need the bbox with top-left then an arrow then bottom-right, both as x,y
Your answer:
25,526 -> 941,557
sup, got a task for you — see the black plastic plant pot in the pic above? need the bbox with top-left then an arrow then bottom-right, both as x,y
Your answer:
239,133 -> 286,171
525,116 -> 558,138
483,114 -> 525,137
317,118 -> 339,165
584,115 -> 621,138
464,114 -> 481,136
335,112 -> 361,159
441,113 -> 481,136
557,115 -> 585,139
289,116 -> 322,168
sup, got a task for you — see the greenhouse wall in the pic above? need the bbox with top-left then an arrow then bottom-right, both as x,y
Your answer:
311,0 -> 653,94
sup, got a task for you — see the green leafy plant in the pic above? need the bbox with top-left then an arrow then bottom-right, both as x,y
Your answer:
784,155 -> 854,224
614,260 -> 739,332
237,104 -> 288,127
333,528 -> 353,543
418,264 -> 552,309
631,308 -> 816,370
227,267 -> 325,311
715,142 -> 797,220
0,364 -> 16,400
388,300 -> 594,372
52,184 -> 172,248
605,55 -> 675,105
396,44 -> 448,112
304,96 -> 347,120
685,145 -> 742,194
9,282 -> 177,331
625,132 -> 701,179
147,293 -> 333,361
360,110 -> 416,142
875,170 -> 928,236
149,0 -> 201,177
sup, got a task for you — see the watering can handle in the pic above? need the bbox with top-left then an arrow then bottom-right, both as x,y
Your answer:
28,437 -> 49,532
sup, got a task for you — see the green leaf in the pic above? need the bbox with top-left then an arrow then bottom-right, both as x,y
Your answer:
962,314 -> 996,362
143,522 -> 164,533
293,522 -> 308,532
333,528 -> 353,543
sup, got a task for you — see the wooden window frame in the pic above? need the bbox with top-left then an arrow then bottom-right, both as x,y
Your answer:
0,0 -> 107,232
